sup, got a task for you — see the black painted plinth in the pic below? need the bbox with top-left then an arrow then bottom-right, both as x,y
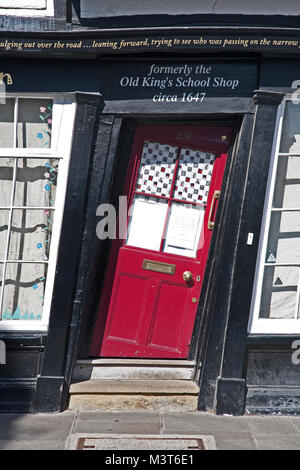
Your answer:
216,378 -> 247,416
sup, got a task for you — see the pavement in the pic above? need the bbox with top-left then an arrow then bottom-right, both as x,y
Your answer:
0,409 -> 299,450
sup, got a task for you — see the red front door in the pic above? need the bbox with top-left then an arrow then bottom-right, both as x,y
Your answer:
90,124 -> 231,358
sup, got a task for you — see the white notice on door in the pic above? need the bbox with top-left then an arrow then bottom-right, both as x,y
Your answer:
126,195 -> 168,251
164,203 -> 204,257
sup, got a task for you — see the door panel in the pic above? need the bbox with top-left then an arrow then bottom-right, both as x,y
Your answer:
90,124 -> 232,358
148,281 -> 189,353
104,273 -> 149,345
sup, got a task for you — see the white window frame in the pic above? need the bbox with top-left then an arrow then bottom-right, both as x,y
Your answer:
0,0 -> 54,17
249,95 -> 300,334
0,93 -> 76,331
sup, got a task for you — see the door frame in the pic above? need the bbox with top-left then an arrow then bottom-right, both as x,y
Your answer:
91,122 -> 234,359
79,116 -> 240,361
58,90 -> 263,414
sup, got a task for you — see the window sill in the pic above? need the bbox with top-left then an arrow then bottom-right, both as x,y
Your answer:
0,321 -> 48,331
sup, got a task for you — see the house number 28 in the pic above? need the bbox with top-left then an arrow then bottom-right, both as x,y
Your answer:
176,130 -> 190,142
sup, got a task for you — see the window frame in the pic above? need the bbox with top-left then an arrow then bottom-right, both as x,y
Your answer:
249,95 -> 300,334
0,93 -> 76,331
0,0 -> 54,17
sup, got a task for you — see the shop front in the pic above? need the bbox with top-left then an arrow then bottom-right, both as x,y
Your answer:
0,22 -> 300,414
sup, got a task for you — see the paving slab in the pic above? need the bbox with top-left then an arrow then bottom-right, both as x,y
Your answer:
292,417 -> 300,432
213,432 -> 257,451
73,410 -> 162,434
254,433 -> 300,450
0,440 -> 65,451
74,410 -> 161,422
0,412 -> 75,441
163,411 -> 250,434
246,416 -> 300,437
74,420 -> 161,434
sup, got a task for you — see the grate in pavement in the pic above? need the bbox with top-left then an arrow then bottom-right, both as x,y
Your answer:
66,434 -> 216,450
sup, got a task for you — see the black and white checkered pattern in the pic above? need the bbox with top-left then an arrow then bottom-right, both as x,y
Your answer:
173,148 -> 215,204
135,141 -> 178,197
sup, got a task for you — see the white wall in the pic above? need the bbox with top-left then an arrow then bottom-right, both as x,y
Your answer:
0,0 -> 54,16
81,0 -> 300,18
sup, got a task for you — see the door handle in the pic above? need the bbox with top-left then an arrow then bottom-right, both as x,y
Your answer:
183,271 -> 193,282
207,190 -> 221,230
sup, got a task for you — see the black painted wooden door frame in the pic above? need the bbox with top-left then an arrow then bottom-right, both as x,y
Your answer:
197,90 -> 285,415
33,89 -> 284,414
33,92 -> 102,412
62,109 -> 252,414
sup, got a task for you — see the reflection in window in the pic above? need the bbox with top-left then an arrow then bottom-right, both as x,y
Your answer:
260,266 -> 298,319
0,99 -> 15,148
280,101 -> 300,154
252,99 -> 300,329
18,99 -> 52,149
2,263 -> 47,320
0,98 -> 56,321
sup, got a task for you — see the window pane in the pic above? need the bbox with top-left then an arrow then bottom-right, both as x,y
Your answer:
0,211 -> 9,260
163,202 -> 205,257
126,195 -> 168,251
0,99 -> 14,148
1,263 -> 47,320
266,211 -> 300,264
280,101 -> 300,154
14,158 -> 58,207
0,158 -> 14,206
273,156 -> 300,208
173,148 -> 215,204
8,209 -> 53,261
135,141 -> 178,197
259,265 -> 298,319
17,99 -> 52,148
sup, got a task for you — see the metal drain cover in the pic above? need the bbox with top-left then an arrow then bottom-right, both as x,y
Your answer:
66,434 -> 216,450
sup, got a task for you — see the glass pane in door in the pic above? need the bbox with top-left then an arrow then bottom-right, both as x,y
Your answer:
173,148 -> 215,204
135,140 -> 178,197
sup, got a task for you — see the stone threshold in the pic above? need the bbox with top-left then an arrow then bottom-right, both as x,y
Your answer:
72,359 -> 196,381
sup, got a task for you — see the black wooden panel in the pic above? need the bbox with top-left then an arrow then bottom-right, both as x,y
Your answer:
0,352 -> 40,379
73,14 -> 300,30
247,351 -> 300,386
197,113 -> 254,411
102,98 -> 254,115
219,92 -> 284,381
33,93 -> 101,412
0,381 -> 36,413
0,333 -> 46,350
247,387 -> 300,415
261,58 -> 300,89
63,115 -> 125,388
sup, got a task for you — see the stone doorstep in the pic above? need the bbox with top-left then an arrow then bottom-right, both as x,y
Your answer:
69,379 -> 200,395
68,379 -> 199,411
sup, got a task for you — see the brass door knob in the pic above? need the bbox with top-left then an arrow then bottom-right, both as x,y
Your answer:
183,271 -> 193,282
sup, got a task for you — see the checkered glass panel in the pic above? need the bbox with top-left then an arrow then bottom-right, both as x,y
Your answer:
135,141 -> 178,197
173,148 -> 216,204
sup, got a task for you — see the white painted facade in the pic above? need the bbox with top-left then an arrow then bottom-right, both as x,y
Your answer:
0,0 -> 54,17
81,0 -> 300,18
